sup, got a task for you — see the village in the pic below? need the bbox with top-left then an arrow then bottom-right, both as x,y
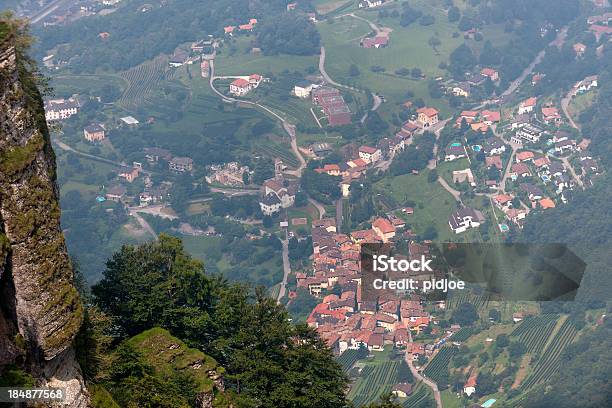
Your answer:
36,2 -> 611,407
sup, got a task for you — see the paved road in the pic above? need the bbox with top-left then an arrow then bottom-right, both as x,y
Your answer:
277,232 -> 291,302
426,119 -> 451,170
308,197 -> 326,220
319,47 -> 355,90
133,205 -> 178,220
500,143 -> 520,193
210,186 -> 259,196
560,156 -> 584,189
405,331 -> 442,408
335,198 -> 344,230
29,0 -> 71,24
500,27 -> 568,99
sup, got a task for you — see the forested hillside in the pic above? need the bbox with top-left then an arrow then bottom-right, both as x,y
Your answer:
33,0 -> 318,72
84,235 -> 350,407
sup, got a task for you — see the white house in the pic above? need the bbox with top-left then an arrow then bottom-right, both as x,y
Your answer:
359,0 -> 383,8
463,375 -> 477,396
44,98 -> 79,121
358,146 -> 382,163
259,194 -> 282,215
448,208 -> 485,234
518,97 -> 537,115
294,81 -> 314,98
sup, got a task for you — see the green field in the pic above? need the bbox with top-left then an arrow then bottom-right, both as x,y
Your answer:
374,169 -> 482,242
317,7 -> 463,116
215,36 -> 319,77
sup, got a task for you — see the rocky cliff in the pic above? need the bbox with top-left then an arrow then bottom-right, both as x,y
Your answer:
0,18 -> 88,407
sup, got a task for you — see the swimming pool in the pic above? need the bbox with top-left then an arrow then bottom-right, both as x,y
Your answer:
472,145 -> 482,152
482,399 -> 497,408
541,175 -> 550,182
451,142 -> 462,147
499,224 -> 509,232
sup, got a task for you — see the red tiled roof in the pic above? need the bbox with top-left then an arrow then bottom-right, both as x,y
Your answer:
417,107 -> 439,117
373,218 -> 395,234
231,78 -> 250,87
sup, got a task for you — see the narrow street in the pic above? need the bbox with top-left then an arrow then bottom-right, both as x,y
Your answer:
500,143 -> 520,193
426,119 -> 451,170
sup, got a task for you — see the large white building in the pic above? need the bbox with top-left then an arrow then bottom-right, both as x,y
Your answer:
44,98 -> 79,121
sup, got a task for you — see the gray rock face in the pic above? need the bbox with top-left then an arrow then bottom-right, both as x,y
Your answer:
1,25 -> 88,407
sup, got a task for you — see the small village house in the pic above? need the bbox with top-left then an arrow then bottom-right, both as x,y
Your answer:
416,107 -> 439,128
358,146 -> 382,163
83,124 -> 105,142
169,157 -> 193,173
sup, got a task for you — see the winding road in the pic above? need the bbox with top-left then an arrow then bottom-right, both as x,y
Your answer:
318,46 -> 381,124
405,332 -> 442,408
209,60 -> 306,177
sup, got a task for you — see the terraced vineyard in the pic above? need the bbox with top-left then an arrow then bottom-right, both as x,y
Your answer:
423,347 -> 456,385
451,327 -> 476,342
336,348 -> 369,372
350,360 -> 401,407
252,140 -> 299,168
520,317 -> 579,389
119,55 -> 173,110
447,292 -> 489,310
401,383 -> 431,407
511,314 -> 559,355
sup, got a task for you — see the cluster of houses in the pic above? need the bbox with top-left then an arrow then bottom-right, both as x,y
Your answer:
223,18 -> 258,35
312,86 -> 352,127
313,144 -> 390,197
301,217 -> 439,355
205,162 -> 250,186
450,67 -> 500,98
454,109 -> 501,133
586,12 -> 612,41
229,74 -> 263,96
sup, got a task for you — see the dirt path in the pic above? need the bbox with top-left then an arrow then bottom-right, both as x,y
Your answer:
308,197 -> 326,220
438,177 -> 462,204
128,209 -> 157,240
